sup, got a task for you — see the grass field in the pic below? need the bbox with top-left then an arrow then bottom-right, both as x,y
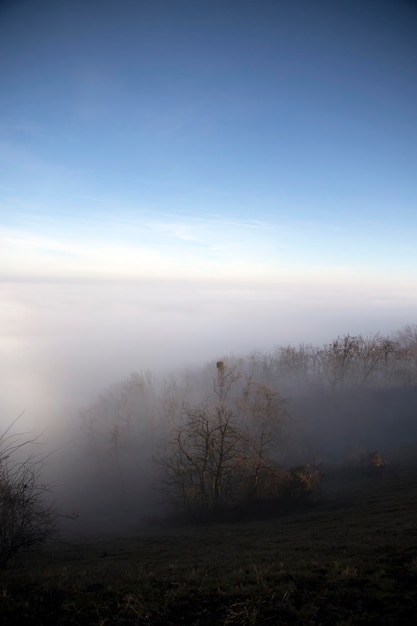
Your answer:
1,464 -> 417,625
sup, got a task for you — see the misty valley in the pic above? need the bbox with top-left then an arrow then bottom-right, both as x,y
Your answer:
2,326 -> 417,624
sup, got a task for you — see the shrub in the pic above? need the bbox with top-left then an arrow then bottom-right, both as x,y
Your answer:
0,417 -> 56,568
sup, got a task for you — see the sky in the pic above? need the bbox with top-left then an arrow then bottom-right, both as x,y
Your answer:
0,0 -> 416,430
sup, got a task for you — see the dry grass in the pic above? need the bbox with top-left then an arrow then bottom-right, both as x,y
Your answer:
1,463 -> 417,624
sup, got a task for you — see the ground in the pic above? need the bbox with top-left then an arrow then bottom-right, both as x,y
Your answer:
1,464 -> 417,625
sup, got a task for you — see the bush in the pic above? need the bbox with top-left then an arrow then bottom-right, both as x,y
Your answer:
0,417 -> 57,568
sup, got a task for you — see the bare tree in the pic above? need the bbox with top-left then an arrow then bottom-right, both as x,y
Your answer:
159,363 -> 288,516
161,401 -> 247,514
312,333 -> 396,390
394,325 -> 417,386
0,417 -> 56,568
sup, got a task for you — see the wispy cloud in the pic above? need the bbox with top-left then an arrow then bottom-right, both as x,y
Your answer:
0,222 -> 282,281
1,217 -> 417,308
1,200 -> 416,285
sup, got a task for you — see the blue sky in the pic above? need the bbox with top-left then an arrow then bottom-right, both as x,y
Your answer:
0,0 -> 417,426
1,0 -> 416,282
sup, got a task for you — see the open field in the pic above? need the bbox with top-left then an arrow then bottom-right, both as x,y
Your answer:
1,464 -> 417,625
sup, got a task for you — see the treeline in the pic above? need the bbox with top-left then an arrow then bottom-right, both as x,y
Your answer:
243,325 -> 417,391
76,326 -> 417,524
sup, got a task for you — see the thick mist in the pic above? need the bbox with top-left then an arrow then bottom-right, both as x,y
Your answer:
1,278 -> 417,536
1,277 -> 414,426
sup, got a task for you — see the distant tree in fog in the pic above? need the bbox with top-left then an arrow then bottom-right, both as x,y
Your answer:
394,325 -> 417,386
309,333 -> 396,390
276,344 -> 312,385
81,370 -> 159,461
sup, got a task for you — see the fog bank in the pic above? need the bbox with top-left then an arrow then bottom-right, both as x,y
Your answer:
1,277 -> 416,435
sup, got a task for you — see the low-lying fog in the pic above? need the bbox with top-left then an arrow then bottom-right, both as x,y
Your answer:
2,277 -> 414,424
1,278 -> 417,536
